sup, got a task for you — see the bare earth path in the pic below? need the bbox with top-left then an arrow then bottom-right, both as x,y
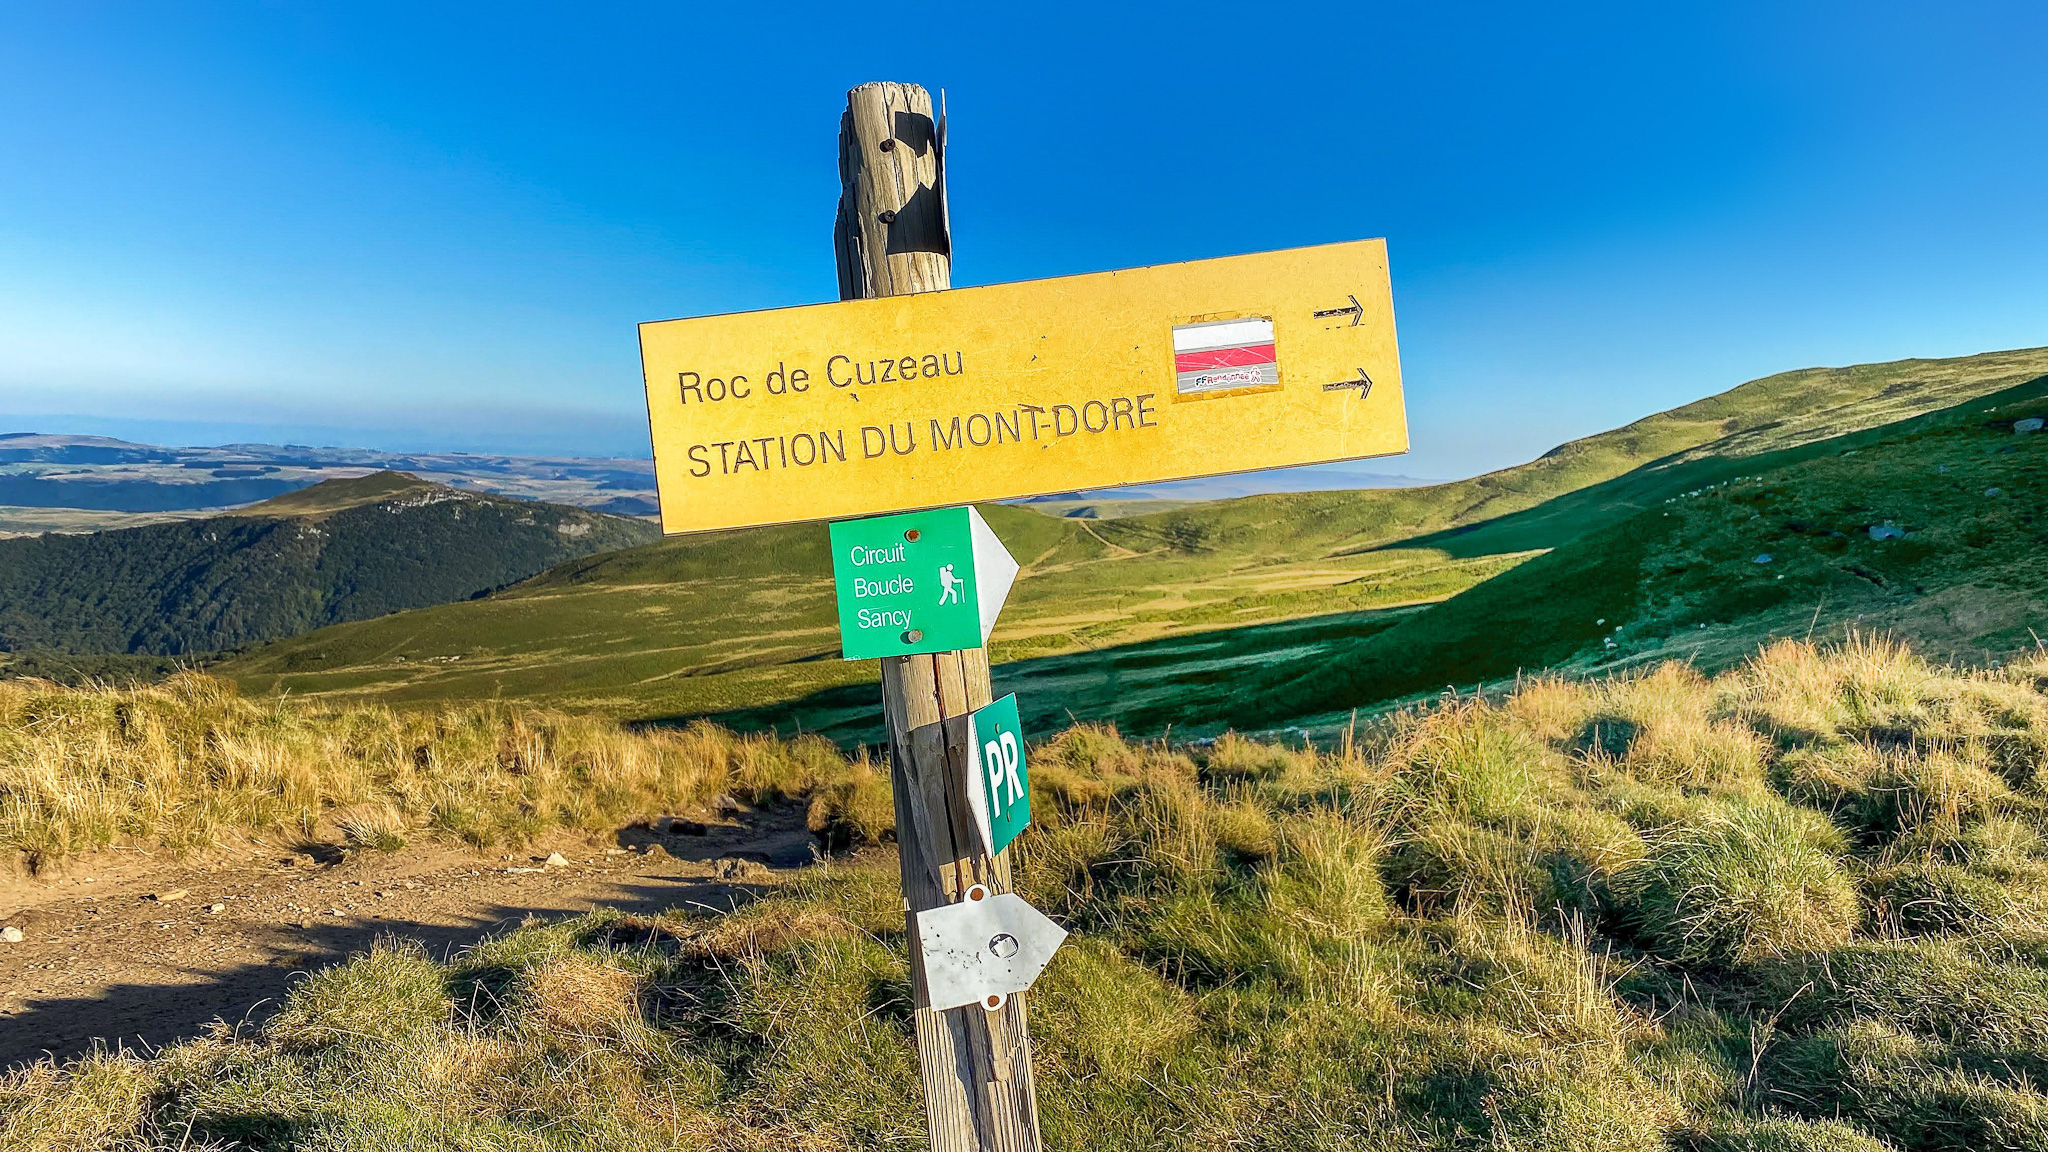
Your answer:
0,803 -> 819,1069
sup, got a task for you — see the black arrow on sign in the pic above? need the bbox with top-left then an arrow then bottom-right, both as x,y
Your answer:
1312,293 -> 1364,327
1320,369 -> 1373,398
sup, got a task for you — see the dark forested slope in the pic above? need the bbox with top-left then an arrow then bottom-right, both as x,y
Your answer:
0,472 -> 659,655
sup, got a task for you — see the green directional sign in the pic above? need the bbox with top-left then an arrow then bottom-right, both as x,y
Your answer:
829,506 -> 1019,659
967,693 -> 1030,857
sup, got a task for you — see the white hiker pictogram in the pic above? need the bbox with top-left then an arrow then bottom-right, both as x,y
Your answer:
937,563 -> 964,605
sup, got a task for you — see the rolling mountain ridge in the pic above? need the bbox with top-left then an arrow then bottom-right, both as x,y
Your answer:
0,472 -> 659,658
0,431 -> 658,519
1210,373 -> 2048,730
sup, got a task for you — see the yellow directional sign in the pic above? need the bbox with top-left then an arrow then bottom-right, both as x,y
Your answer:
639,238 -> 1405,534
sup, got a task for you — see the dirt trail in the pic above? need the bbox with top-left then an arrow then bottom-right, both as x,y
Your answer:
0,803 -> 819,1070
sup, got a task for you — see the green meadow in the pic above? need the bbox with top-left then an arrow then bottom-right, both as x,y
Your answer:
217,346 -> 2048,743
1213,362 -> 2048,735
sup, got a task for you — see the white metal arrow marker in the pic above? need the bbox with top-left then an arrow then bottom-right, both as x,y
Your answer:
915,885 -> 1066,1012
967,507 -> 1019,645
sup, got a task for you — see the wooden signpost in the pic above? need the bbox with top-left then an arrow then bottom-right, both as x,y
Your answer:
639,79 -> 1408,1152
638,177 -> 1405,533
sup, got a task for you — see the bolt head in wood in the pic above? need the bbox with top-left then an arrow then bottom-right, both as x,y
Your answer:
878,138 -> 895,152
877,209 -> 897,224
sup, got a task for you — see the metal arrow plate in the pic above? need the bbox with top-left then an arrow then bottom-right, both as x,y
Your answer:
916,886 -> 1067,1012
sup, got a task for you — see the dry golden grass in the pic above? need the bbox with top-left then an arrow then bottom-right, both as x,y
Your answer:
9,637 -> 2048,1150
512,953 -> 646,1042
0,672 -> 854,870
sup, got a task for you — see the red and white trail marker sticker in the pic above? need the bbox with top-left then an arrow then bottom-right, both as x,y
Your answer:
1172,317 -> 1278,396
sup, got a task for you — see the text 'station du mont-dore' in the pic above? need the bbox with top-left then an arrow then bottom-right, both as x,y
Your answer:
671,351 -> 1160,479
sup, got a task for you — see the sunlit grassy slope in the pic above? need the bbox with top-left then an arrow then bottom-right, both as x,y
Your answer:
0,673 -> 876,868
215,498 -> 1523,735
217,346 -> 2048,740
1218,368 -> 2048,733
228,469 -> 446,517
14,640 -> 2048,1149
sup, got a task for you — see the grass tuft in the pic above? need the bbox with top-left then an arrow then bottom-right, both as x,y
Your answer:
1611,796 -> 1857,965
508,953 -> 646,1045
1688,1115 -> 1894,1152
263,939 -> 449,1052
335,806 -> 406,853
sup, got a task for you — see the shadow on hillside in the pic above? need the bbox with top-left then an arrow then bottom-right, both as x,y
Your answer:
651,606 -> 1421,746
1205,376 -> 2048,733
1385,374 -> 2048,561
675,374 -> 2048,747
0,863 -> 789,1070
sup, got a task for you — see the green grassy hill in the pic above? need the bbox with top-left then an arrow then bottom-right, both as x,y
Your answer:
215,347 -> 2048,740
1215,375 -> 2048,731
0,472 -> 658,658
228,468 -> 444,516
1089,346 -> 2048,560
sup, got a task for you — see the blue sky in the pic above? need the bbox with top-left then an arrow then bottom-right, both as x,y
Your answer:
1,2 -> 2043,477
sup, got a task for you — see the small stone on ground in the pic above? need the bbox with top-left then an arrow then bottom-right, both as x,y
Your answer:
714,857 -> 770,880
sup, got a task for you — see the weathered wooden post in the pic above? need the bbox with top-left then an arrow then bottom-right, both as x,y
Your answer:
834,81 -> 1046,1152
